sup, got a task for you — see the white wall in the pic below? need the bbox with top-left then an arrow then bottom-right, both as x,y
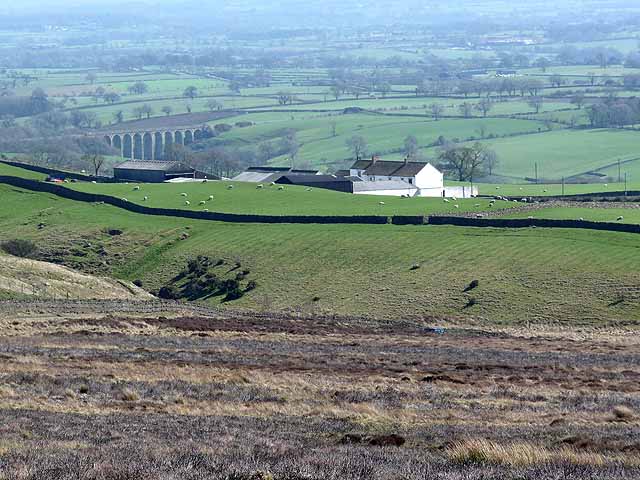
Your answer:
354,189 -> 418,197
443,186 -> 478,198
414,164 -> 444,190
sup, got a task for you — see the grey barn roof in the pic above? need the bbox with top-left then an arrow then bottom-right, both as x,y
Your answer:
114,161 -> 194,172
232,166 -> 319,183
350,159 -> 428,177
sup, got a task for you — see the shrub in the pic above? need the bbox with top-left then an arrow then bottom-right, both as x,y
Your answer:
410,263 -> 420,270
132,279 -> 143,287
1,239 -> 37,258
214,123 -> 232,133
158,285 -> 180,300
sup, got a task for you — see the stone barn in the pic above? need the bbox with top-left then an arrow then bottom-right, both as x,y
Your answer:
113,160 -> 196,183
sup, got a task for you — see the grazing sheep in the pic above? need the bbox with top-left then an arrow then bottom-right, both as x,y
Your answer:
528,216 -> 534,220
495,186 -> 500,190
519,187 -> 523,190
91,181 -> 97,184
379,201 -> 385,205
143,196 -> 148,201
617,216 -> 624,221
208,195 -> 214,200
578,217 -> 584,221
227,185 -> 234,189
513,199 -> 518,203
278,186 -> 285,190
203,208 -> 209,212
180,192 -> 188,197
475,214 -> 484,218
521,198 -> 528,202
305,188 -> 312,191
604,184 -> 608,187
543,189 -> 548,193
185,201 -> 190,206
257,184 -> 264,189
121,198 -> 128,202
270,182 -> 276,186
474,203 -> 480,207
133,186 -> 140,191
452,196 -> 457,201
199,200 -> 206,205
454,204 -> 459,209
443,198 -> 450,203
202,179 -> 208,183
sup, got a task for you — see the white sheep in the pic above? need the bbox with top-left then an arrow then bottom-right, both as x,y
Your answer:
454,204 -> 459,209
543,189 -> 548,193
199,200 -> 206,205
257,184 -> 264,189
278,186 -> 285,190
143,196 -> 148,201
202,179 -> 208,183
133,186 -> 140,191
305,188 -> 312,192
121,198 -> 128,202
208,195 -> 214,200
443,198 -> 450,203
91,181 -> 97,184
474,203 -> 480,207
379,201 -> 385,205
270,182 -> 276,186
185,201 -> 190,206
578,217 -> 584,221
617,216 -> 624,221
203,208 -> 209,212
180,192 -> 188,197
227,185 -> 234,189
528,216 -> 534,220
495,186 -> 500,190
452,196 -> 457,201
604,184 -> 608,187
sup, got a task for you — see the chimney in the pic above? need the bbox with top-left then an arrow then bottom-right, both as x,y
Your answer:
372,155 -> 379,164
403,156 -> 408,165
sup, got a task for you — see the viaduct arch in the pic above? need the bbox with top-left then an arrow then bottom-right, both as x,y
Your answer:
104,127 -> 205,160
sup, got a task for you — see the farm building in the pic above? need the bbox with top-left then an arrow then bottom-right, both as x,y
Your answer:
275,174 -> 353,193
113,161 -> 196,183
232,166 -> 320,183
348,157 -> 477,198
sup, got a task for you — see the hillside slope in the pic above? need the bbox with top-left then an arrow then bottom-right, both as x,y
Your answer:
0,254 -> 153,300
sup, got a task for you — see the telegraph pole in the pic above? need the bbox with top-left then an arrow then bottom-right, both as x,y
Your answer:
618,159 -> 621,183
562,176 -> 565,196
535,162 -> 538,184
625,172 -> 628,197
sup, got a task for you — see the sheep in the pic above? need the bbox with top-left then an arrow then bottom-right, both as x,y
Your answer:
495,186 -> 500,190
578,217 -> 584,221
208,195 -> 214,200
203,208 -> 209,212
443,198 -> 450,203
257,184 -> 264,189
278,186 -> 285,190
543,189 -> 548,193
474,203 -> 481,207
513,199 -> 518,203
133,186 -> 140,191
527,216 -> 534,220
91,181 -> 97,184
452,196 -> 457,201
143,196 -> 148,201
121,198 -> 128,202
202,179 -> 208,183
379,201 -> 385,205
227,185 -> 234,189
519,187 -> 523,190
185,201 -> 191,206
270,182 -> 276,186
604,183 -> 608,187
454,204 -> 459,209
305,188 -> 313,192
617,216 -> 624,221
180,192 -> 188,197
199,200 -> 206,205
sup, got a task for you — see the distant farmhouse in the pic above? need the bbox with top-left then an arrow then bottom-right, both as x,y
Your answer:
233,158 -> 477,198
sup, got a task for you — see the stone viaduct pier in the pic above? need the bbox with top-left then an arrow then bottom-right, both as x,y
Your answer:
103,127 -> 206,160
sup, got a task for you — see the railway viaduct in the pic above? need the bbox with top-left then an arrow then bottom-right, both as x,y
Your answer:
103,127 -> 207,160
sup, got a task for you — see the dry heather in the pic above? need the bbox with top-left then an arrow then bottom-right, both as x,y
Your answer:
0,301 -> 640,479
0,254 -> 153,300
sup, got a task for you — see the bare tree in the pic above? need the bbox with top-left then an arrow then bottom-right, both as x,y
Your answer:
428,103 -> 445,121
82,153 -> 105,176
329,120 -> 337,137
458,102 -> 473,118
439,142 -> 492,181
206,98 -> 223,111
161,105 -> 173,116
403,135 -> 419,159
475,98 -> 493,117
85,72 -> 97,85
346,135 -> 368,159
183,86 -> 198,99
528,97 -> 544,114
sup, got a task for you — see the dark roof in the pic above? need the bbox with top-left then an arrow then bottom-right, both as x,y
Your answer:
351,159 -> 429,177
333,169 -> 350,177
246,166 -> 319,174
276,174 -> 350,185
114,161 -> 194,172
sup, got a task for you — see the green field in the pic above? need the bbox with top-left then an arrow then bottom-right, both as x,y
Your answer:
2,182 -> 640,324
67,178 -> 515,216
504,206 -> 640,224
474,129 -> 640,181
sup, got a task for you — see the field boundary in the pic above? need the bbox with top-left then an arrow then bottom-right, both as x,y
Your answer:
2,174 -> 640,233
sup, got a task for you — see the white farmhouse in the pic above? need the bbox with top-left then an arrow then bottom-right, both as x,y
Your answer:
348,157 -> 477,198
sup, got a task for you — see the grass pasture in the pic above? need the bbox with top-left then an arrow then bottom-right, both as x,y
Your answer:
1,183 -> 640,323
